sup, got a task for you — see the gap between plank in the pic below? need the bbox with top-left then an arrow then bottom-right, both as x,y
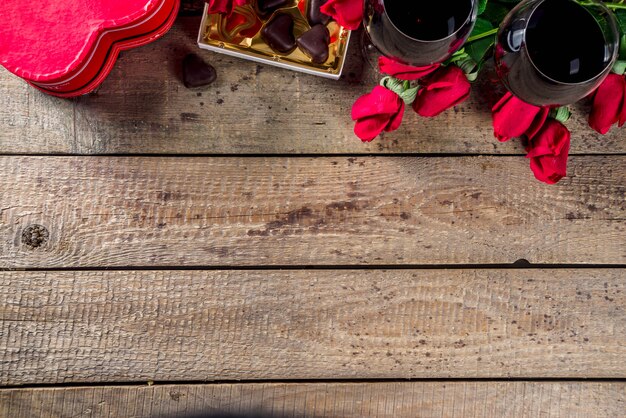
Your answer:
0,153 -> 625,158
3,377 -> 626,391
2,263 -> 625,272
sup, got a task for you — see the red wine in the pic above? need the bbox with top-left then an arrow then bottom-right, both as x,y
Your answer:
384,0 -> 473,40
526,0 -> 607,83
364,0 -> 477,65
496,0 -> 617,105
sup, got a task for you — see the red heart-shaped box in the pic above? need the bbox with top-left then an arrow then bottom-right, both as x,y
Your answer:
0,0 -> 179,97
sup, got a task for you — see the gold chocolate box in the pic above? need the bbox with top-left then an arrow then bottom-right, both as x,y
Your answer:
197,1 -> 352,79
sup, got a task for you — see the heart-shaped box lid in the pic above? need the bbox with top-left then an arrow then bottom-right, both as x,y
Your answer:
1,0 -> 178,90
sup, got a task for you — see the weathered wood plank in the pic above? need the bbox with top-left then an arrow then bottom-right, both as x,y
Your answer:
0,70 -> 75,154
1,382 -> 625,417
1,18 -> 623,155
1,156 -> 624,268
1,269 -> 624,385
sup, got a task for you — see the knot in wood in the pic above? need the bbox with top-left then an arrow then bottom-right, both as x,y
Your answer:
21,225 -> 49,249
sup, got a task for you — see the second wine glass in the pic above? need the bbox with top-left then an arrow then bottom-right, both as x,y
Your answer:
495,0 -> 619,106
363,0 -> 478,66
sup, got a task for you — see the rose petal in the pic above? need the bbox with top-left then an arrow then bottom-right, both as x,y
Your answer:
206,0 -> 249,15
525,106 -> 550,139
412,66 -> 470,117
526,120 -> 571,185
589,73 -> 625,134
492,92 -> 514,113
320,0 -> 363,30
378,56 -> 440,80
355,115 -> 392,142
619,76 -> 626,128
351,86 -> 402,120
385,101 -> 405,132
352,85 -> 404,141
492,92 -> 547,142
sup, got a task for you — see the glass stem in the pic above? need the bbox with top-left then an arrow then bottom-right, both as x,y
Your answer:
579,1 -> 626,9
466,28 -> 498,43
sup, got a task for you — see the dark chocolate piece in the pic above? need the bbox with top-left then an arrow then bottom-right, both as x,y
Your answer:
182,53 -> 217,89
297,24 -> 330,64
257,0 -> 290,15
261,13 -> 296,54
307,0 -> 332,26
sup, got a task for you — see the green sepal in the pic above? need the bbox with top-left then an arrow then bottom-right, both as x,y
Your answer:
549,106 -> 571,124
612,60 -> 626,75
380,76 -> 419,105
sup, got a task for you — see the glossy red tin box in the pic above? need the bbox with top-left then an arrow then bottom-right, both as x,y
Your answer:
0,0 -> 179,97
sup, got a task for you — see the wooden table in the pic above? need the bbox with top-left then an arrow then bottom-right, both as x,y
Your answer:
1,7 -> 625,417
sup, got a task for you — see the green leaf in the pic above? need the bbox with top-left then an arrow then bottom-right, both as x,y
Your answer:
466,38 -> 495,65
616,10 -> 626,34
620,34 -> 626,59
478,0 -> 488,15
482,2 -> 513,25
470,18 -> 494,37
466,20 -> 496,65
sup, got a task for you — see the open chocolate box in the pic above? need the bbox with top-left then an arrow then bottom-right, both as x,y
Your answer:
197,0 -> 351,79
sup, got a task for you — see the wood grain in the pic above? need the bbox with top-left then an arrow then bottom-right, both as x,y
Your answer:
1,156 -> 624,268
1,382 -> 625,417
1,18 -> 624,155
1,269 -> 624,385
0,69 -> 75,154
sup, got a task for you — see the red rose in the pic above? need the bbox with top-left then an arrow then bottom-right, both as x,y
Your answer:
205,0 -> 248,15
378,56 -> 440,81
492,92 -> 550,142
320,0 -> 364,30
412,65 -> 471,117
526,119 -> 571,185
589,73 -> 626,135
352,85 -> 405,142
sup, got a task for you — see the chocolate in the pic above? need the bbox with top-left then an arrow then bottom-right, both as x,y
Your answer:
297,24 -> 330,64
182,53 -> 217,88
261,13 -> 296,53
307,0 -> 332,26
257,0 -> 290,16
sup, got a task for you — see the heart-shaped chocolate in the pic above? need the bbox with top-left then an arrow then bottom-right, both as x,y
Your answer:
257,0 -> 290,16
183,54 -> 217,88
261,13 -> 296,54
297,24 -> 330,64
307,0 -> 332,26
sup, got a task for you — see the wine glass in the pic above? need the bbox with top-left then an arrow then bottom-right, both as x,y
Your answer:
363,0 -> 479,66
495,0 -> 619,106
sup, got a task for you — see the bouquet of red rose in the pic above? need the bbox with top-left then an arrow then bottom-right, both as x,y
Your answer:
204,0 -> 626,185
348,0 -> 626,184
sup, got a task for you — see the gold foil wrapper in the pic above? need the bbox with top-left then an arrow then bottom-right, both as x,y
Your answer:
197,1 -> 351,79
